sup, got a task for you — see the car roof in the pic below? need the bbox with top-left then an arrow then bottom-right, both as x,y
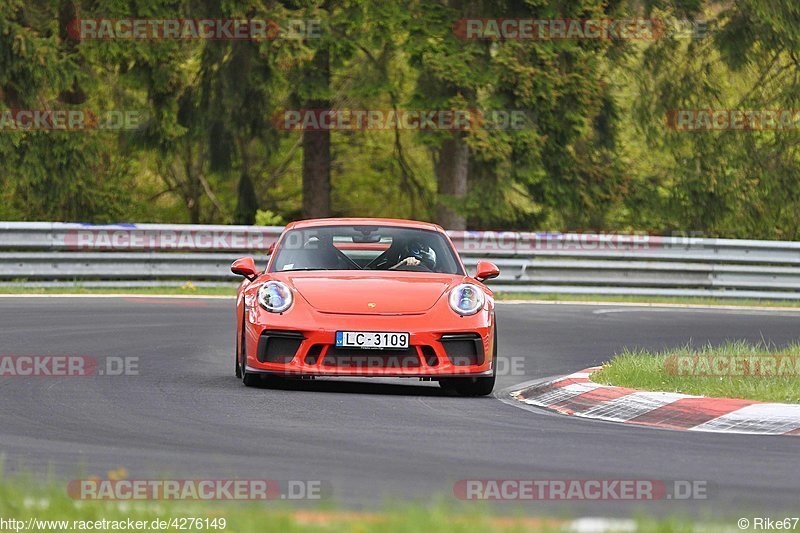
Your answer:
285,218 -> 445,232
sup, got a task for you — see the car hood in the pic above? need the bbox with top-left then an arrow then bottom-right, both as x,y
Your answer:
278,272 -> 459,315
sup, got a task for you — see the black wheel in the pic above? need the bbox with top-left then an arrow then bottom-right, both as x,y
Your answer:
240,313 -> 261,387
235,307 -> 244,378
443,374 -> 495,397
440,322 -> 497,397
235,332 -> 242,378
242,370 -> 261,387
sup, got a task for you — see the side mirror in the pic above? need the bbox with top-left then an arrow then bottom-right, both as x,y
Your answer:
267,242 -> 275,255
475,260 -> 500,282
231,256 -> 258,281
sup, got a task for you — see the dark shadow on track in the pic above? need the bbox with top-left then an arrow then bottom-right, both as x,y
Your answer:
240,376 -> 456,396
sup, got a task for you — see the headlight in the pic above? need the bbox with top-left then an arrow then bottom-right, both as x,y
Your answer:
448,283 -> 485,316
257,281 -> 293,313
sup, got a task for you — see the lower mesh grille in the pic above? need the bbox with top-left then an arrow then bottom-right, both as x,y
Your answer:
322,346 -> 421,369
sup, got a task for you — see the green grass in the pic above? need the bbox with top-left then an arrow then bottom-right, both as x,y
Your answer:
0,476 -> 522,533
0,475 -> 735,533
0,284 -> 238,296
592,341 -> 800,404
495,292 -> 800,308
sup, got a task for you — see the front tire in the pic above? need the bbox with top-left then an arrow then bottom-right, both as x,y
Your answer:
242,370 -> 261,387
440,374 -> 495,397
239,312 -> 261,387
235,347 -> 242,379
235,307 -> 243,378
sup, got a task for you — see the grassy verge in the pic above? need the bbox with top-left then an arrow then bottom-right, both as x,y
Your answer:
0,285 -> 238,296
0,476 -> 728,533
495,292 -> 800,308
592,341 -> 800,404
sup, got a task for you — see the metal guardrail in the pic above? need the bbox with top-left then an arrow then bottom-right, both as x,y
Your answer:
2,222 -> 800,299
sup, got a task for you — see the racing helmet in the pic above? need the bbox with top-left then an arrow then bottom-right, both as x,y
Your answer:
404,240 -> 437,270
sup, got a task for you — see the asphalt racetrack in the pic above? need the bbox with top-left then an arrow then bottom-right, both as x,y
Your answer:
1,296 -> 798,517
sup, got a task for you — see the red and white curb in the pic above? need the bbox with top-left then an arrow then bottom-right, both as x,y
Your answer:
509,367 -> 800,435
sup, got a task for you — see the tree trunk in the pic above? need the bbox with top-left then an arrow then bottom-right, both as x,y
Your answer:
435,136 -> 468,230
234,138 -> 258,225
58,0 -> 87,105
302,115 -> 331,218
301,47 -> 331,219
234,172 -> 258,225
185,147 -> 202,224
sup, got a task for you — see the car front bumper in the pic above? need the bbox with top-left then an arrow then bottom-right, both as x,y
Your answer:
243,305 -> 495,378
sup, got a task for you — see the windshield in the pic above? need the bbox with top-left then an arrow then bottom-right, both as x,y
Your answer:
269,225 -> 463,275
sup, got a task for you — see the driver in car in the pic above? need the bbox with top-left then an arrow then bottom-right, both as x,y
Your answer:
390,241 -> 437,271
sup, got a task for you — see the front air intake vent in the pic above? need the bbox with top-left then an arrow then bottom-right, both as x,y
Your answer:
440,333 -> 484,366
257,330 -> 304,364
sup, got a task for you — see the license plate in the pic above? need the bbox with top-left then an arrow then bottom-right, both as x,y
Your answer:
335,331 -> 409,349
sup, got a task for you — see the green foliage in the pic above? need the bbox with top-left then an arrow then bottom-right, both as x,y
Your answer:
0,0 -> 133,222
626,0 -> 800,238
254,208 -> 285,226
0,0 -> 798,238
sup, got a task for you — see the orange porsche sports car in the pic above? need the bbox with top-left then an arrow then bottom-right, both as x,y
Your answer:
230,218 -> 500,396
